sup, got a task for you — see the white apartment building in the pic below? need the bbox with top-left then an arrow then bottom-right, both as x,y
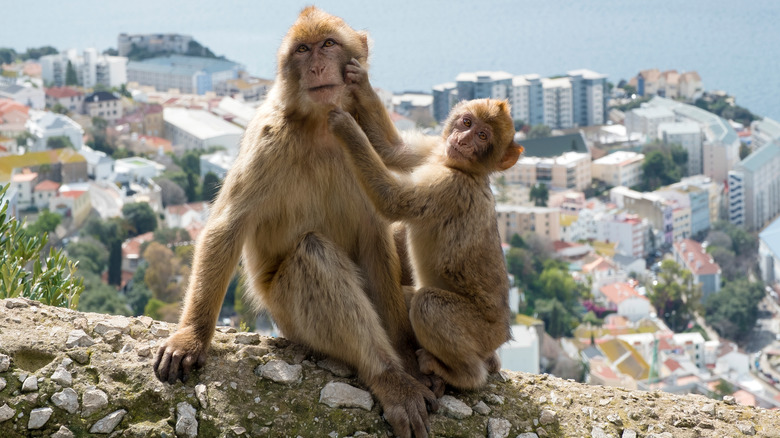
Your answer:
163,107 -> 244,153
596,212 -> 649,258
0,84 -> 45,110
751,117 -> 780,150
541,77 -> 573,129
758,216 -> 780,285
25,110 -> 84,152
658,121 -> 703,176
494,205 -> 560,243
675,175 -> 722,225
40,49 -> 127,88
728,139 -> 780,231
509,151 -> 591,191
567,69 -> 607,127
624,106 -> 675,142
591,151 -> 644,188
642,97 -> 740,184
510,75 -> 533,125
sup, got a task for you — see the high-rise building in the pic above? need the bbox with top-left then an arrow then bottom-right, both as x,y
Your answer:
567,69 -> 607,127
127,55 -> 243,95
40,49 -> 127,88
728,137 -> 780,231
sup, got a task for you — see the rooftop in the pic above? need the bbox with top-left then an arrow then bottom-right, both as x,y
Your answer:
673,239 -> 720,275
127,55 -> 243,76
34,179 -> 60,191
600,282 -> 648,305
567,69 -> 608,80
759,213 -> 780,259
84,91 -> 120,103
518,133 -> 589,158
592,151 -> 644,166
738,139 -> 780,173
658,121 -> 701,136
751,117 -> 780,141
647,96 -> 738,146
45,86 -> 83,99
163,107 -> 244,140
0,148 -> 86,182
455,71 -> 513,83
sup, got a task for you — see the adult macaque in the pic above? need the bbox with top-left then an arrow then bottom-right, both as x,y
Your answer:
329,66 -> 521,390
153,7 -> 436,438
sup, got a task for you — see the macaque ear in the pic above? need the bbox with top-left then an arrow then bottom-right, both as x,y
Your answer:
497,143 -> 523,171
356,30 -> 370,61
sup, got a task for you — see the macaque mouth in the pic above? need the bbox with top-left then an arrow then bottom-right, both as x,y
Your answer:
309,84 -> 339,92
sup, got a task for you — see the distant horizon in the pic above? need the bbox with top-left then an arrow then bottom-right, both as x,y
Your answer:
4,0 -> 779,120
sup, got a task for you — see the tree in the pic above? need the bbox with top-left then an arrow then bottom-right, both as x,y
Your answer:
527,124 -> 552,140
66,237 -> 108,275
76,271 -> 130,316
638,150 -> 680,191
143,242 -> 182,302
126,264 -> 153,316
647,259 -> 701,332
0,185 -> 83,308
513,120 -> 525,132
739,144 -> 751,160
509,233 -> 526,249
202,171 -> 221,203
530,183 -> 548,206
0,48 -> 17,64
623,85 -> 637,96
122,202 -> 158,236
25,209 -> 62,236
46,135 -> 73,149
81,216 -> 128,286
494,174 -> 509,203
704,279 -> 764,341
153,227 -> 192,246
51,103 -> 69,115
535,297 -> 578,338
156,178 -> 188,207
65,60 -> 78,86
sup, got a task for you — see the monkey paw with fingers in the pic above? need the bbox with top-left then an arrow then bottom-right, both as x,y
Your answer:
371,367 -> 439,438
153,327 -> 208,384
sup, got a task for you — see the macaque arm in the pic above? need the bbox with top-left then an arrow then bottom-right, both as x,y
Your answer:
329,110 -> 429,221
347,59 -> 433,172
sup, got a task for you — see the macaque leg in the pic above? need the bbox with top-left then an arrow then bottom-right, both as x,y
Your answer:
485,351 -> 502,374
393,223 -> 414,287
410,287 -> 498,390
260,232 -> 437,436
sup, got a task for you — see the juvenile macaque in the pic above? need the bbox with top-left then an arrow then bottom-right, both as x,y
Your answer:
153,8 -> 436,438
329,64 -> 521,390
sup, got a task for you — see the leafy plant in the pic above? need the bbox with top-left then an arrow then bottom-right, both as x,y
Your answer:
0,185 -> 83,308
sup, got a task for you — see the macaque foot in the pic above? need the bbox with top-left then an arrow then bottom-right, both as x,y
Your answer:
153,326 -> 209,384
370,367 -> 438,438
485,351 -> 501,374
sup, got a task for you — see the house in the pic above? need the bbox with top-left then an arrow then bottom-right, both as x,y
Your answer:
163,107 -> 243,153
45,87 -> 84,113
636,69 -> 661,97
112,157 -> 165,184
679,71 -> 703,101
599,282 -> 651,322
0,98 -> 30,139
79,146 -> 114,180
126,55 -> 243,95
582,255 -> 624,296
33,179 -> 60,208
11,169 -> 38,209
0,83 -> 45,110
0,148 -> 88,185
50,183 -> 91,226
83,91 -> 122,124
494,205 -> 560,243
214,77 -> 272,102
673,239 -> 721,300
121,231 -> 155,273
25,110 -> 84,152
200,149 -> 235,179
591,151 -> 644,188
164,201 -> 210,240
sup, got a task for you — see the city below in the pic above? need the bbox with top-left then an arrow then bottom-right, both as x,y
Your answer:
2,33 -> 780,412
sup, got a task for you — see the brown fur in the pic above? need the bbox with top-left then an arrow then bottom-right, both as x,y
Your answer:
153,7 -> 436,438
329,71 -> 521,391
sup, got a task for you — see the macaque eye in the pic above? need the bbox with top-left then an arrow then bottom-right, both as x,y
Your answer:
296,44 -> 309,53
478,132 -> 488,141
463,117 -> 471,127
323,39 -> 336,47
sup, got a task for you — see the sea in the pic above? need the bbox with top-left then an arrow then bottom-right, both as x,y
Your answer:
3,0 -> 779,121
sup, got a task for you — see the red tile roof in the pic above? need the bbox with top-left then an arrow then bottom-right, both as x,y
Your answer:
45,86 -> 83,99
600,282 -> 648,305
34,180 -> 60,192
60,190 -> 87,199
664,358 -> 682,372
674,239 -> 721,276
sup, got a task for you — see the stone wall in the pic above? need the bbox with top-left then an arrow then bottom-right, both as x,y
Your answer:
0,298 -> 777,437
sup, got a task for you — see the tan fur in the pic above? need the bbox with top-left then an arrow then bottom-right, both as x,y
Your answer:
330,76 -> 521,391
153,8 -> 436,438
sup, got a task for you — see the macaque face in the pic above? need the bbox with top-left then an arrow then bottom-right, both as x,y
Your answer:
292,36 -> 350,106
445,112 -> 493,164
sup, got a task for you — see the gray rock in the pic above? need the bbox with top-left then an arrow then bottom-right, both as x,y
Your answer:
539,409 -> 557,426
235,332 -> 260,344
473,400 -> 491,415
82,388 -> 109,417
439,395 -> 472,419
150,323 -> 170,337
723,395 -> 736,405
90,409 -> 126,434
701,403 -> 715,416
622,430 -> 637,438
51,367 -> 72,386
93,317 -> 130,335
319,381 -> 373,411
176,402 -> 198,438
485,394 -> 505,405
607,413 -> 622,426
0,354 -> 9,372
591,426 -> 611,438
487,417 -> 512,438
0,404 -> 15,422
51,425 -> 75,438
258,359 -> 302,384
21,375 -> 38,392
516,434 -> 539,438
27,407 -> 53,429
195,383 -> 208,408
736,421 -> 756,435
66,329 -> 95,348
0,377 -> 5,392
51,388 -> 79,414
317,357 -> 355,377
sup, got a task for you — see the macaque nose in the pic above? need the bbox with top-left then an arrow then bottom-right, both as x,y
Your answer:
310,65 -> 326,76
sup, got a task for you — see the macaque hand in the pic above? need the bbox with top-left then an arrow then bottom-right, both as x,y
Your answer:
327,107 -> 361,140
345,58 -> 371,95
372,368 -> 439,438
153,326 -> 209,384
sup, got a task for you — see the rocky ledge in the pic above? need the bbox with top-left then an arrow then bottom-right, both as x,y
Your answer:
0,298 -> 777,437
